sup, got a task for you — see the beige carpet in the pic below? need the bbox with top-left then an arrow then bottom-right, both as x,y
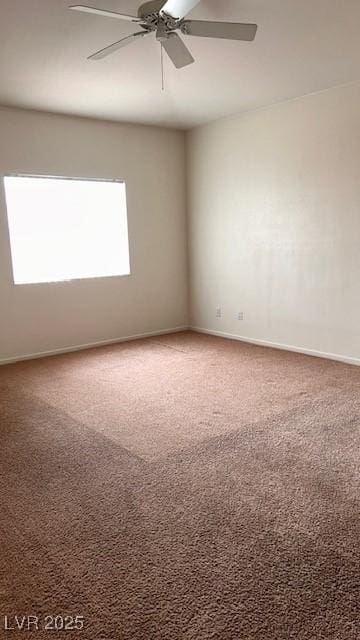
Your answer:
0,331 -> 360,639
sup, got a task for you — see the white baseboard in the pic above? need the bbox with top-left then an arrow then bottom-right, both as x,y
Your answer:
191,326 -> 360,367
0,326 -> 189,365
4,325 -> 359,368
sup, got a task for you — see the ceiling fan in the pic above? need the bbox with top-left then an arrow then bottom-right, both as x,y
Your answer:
69,0 -> 258,68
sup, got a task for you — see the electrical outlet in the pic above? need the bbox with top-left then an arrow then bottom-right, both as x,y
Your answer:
238,312 -> 244,321
216,307 -> 222,318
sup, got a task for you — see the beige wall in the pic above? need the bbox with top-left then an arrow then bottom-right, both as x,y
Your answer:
0,107 -> 188,361
3,83 -> 360,365
187,83 -> 360,363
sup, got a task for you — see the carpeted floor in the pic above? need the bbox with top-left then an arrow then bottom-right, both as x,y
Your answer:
1,330 -> 360,639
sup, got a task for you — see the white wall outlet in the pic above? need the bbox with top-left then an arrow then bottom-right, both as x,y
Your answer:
238,312 -> 244,321
216,307 -> 222,318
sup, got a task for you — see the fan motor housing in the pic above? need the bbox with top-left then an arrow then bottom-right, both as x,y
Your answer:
138,0 -> 165,18
138,0 -> 181,32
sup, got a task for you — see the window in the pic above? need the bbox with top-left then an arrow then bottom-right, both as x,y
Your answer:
3,175 -> 130,285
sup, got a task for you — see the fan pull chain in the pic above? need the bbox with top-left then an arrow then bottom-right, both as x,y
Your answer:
161,43 -> 165,91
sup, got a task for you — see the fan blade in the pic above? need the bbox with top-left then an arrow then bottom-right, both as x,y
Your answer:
88,31 -> 149,60
69,5 -> 140,22
181,20 -> 258,41
159,32 -> 194,68
160,0 -> 200,20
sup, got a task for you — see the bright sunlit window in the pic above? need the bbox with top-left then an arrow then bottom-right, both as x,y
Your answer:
4,175 -> 130,285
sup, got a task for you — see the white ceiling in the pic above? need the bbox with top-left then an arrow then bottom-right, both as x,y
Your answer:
1,0 -> 360,129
